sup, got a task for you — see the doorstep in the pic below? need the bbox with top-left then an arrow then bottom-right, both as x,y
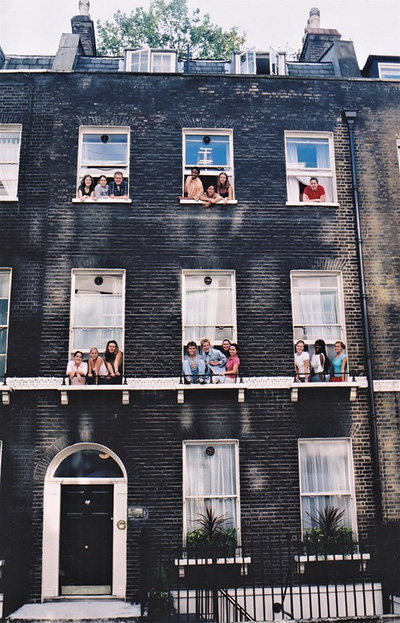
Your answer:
6,599 -> 141,622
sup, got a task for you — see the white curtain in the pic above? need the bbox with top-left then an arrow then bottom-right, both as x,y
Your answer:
185,444 -> 237,532
300,441 -> 352,529
287,175 -> 333,202
0,134 -> 20,197
295,284 -> 339,342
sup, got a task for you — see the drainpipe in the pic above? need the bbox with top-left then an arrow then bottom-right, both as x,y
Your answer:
342,110 -> 383,524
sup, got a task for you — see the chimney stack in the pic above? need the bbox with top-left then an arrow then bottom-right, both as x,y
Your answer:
71,0 -> 97,57
299,8 -> 341,62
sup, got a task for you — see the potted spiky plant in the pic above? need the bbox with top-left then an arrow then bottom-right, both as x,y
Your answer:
186,506 -> 237,558
304,506 -> 355,555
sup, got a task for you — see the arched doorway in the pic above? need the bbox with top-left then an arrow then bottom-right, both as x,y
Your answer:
42,443 -> 127,600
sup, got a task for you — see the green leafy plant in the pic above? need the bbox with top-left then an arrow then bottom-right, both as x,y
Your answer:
97,0 -> 246,58
148,563 -> 176,621
304,506 -> 355,555
186,506 -> 237,557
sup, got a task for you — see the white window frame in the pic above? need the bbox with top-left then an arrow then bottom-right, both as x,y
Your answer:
181,128 -> 235,201
298,438 -> 357,538
378,63 -> 400,80
284,131 -> 338,205
182,439 -> 241,545
69,269 -> 125,359
290,270 -> 347,362
234,48 -> 256,74
75,126 -> 130,202
182,269 -> 237,347
0,124 -> 22,201
0,268 -> 12,377
125,49 -> 177,73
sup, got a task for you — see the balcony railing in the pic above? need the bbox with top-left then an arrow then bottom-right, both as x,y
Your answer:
0,372 -> 369,405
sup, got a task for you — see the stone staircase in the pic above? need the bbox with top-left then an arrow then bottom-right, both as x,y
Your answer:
6,600 -> 141,623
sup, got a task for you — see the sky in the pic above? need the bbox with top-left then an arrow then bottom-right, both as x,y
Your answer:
1,0 -> 399,67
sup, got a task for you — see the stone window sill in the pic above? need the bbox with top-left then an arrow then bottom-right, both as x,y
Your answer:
285,201 -> 339,207
71,198 -> 131,204
0,197 -> 18,202
179,199 -> 237,205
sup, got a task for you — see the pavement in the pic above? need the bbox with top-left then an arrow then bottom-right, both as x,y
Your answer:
7,599 -> 141,621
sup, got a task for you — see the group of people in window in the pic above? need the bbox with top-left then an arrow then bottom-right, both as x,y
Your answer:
179,168 -> 233,207
183,338 -> 240,384
66,340 -> 123,385
77,172 -> 129,201
294,339 -> 347,382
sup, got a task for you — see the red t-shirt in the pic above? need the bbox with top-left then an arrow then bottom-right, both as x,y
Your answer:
303,184 -> 326,200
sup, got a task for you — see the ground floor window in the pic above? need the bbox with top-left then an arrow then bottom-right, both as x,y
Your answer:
183,440 -> 240,548
298,438 -> 357,538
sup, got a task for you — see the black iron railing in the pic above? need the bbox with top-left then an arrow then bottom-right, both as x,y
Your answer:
139,531 -> 397,622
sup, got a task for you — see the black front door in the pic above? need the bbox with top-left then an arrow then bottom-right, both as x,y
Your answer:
59,484 -> 113,595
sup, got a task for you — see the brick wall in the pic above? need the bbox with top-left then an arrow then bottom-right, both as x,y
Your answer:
0,70 -> 399,608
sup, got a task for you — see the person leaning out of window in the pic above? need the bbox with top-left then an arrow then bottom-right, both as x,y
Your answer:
216,172 -> 233,202
200,184 -> 225,209
94,175 -> 109,199
86,347 -> 108,385
220,343 -> 240,383
178,167 -> 204,201
108,171 -> 129,199
102,340 -> 123,384
66,351 -> 88,385
302,177 -> 326,202
329,341 -> 347,382
77,174 -> 95,202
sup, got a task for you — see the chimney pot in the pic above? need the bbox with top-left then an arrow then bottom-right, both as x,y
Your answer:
79,0 -> 90,17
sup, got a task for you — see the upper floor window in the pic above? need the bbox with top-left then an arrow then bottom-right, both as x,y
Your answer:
0,269 -> 12,377
397,139 -> 400,173
291,271 -> 346,363
183,440 -> 240,543
182,129 -> 235,200
378,63 -> 400,80
76,127 -> 130,201
298,438 -> 357,537
0,125 -> 22,201
125,49 -> 177,73
69,270 -> 125,358
182,270 -> 236,346
285,131 -> 337,204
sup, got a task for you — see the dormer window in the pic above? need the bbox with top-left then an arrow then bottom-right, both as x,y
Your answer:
378,63 -> 400,80
125,49 -> 177,73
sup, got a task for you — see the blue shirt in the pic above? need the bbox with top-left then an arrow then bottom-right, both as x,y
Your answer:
108,180 -> 128,197
200,348 -> 227,367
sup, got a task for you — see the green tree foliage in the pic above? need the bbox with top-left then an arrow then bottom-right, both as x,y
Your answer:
97,0 -> 246,59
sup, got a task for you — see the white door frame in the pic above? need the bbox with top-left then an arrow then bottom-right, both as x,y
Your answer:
41,443 -> 127,601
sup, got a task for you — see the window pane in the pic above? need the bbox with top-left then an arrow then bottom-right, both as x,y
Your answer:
54,450 -> 124,478
0,327 -> 7,354
81,134 -> 128,166
187,497 -> 237,533
0,354 -> 5,377
186,444 -> 236,497
0,273 -> 10,298
0,298 -> 8,325
72,273 -> 123,353
292,274 -> 343,343
73,328 -> 122,352
185,135 -> 230,168
299,441 -> 350,494
302,495 -> 351,530
185,443 -> 238,533
286,138 -> 330,168
0,132 -> 20,163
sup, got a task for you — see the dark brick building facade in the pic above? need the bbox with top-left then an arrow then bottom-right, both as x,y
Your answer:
0,4 -> 399,620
